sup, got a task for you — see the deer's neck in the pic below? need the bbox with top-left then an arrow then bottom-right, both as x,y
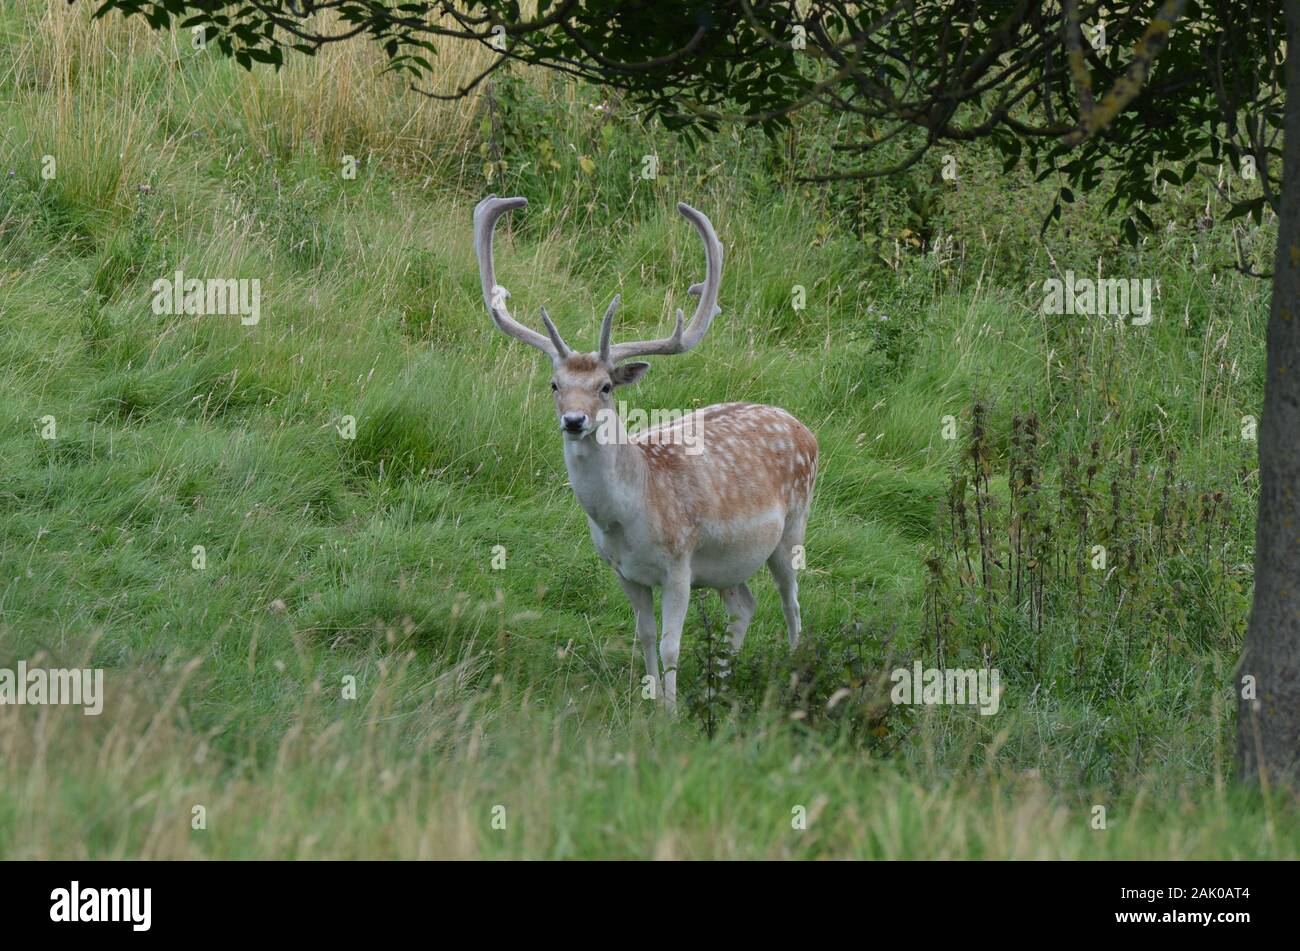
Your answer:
562,420 -> 645,530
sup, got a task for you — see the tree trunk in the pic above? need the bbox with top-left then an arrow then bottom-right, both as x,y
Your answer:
1237,0 -> 1300,785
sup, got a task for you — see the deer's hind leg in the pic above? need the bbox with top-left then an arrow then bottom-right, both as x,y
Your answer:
767,505 -> 809,650
718,583 -> 756,676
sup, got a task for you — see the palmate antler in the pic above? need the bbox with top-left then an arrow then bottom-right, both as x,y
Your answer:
473,194 -> 572,360
602,203 -> 724,365
475,195 -> 724,365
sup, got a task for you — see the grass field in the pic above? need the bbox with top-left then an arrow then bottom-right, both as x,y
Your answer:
1,1 -> 1296,858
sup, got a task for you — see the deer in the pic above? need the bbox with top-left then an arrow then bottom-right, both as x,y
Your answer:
474,194 -> 818,710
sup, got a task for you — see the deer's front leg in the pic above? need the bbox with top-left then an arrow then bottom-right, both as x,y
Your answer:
617,575 -> 659,704
658,572 -> 691,712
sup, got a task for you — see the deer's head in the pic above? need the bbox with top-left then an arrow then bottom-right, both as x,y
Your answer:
474,195 -> 723,439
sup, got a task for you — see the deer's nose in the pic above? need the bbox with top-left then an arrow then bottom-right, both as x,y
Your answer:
561,412 -> 589,434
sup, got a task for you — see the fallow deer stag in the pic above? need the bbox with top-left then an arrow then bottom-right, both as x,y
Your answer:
475,195 -> 817,710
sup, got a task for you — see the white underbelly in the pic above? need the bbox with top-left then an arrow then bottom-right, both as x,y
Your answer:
691,509 -> 785,587
588,509 -> 785,590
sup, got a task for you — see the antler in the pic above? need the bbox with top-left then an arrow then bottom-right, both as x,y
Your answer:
604,202 -> 723,365
474,194 -> 570,360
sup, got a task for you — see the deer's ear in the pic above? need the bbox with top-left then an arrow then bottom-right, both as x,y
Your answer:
610,361 -> 650,388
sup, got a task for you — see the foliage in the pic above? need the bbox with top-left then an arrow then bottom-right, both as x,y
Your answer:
85,1 -> 1285,247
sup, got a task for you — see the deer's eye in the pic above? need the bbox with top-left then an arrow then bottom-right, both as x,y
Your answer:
550,381 -> 559,392
600,383 -> 612,395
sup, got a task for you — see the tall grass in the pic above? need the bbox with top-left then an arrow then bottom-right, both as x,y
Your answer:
3,650 -> 1293,859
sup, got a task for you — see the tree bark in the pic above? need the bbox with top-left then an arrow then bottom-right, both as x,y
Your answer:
1238,0 -> 1300,785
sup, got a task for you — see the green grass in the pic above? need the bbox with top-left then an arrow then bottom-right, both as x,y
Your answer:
0,0 -> 1296,858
